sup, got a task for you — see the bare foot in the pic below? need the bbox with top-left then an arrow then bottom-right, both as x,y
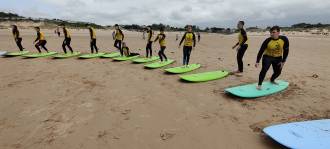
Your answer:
256,85 -> 262,90
270,81 -> 279,85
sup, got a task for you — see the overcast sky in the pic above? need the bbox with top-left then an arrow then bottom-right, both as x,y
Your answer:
1,0 -> 330,28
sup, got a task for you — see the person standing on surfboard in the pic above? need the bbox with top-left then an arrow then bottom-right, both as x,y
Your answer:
154,27 -> 167,62
255,26 -> 289,90
33,27 -> 49,53
113,24 -> 125,56
146,26 -> 153,58
62,25 -> 74,54
88,26 -> 99,54
11,25 -> 25,51
179,25 -> 196,67
232,21 -> 248,74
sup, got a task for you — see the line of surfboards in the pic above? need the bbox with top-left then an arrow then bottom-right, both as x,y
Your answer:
1,50 -> 289,98
6,50 -> 327,149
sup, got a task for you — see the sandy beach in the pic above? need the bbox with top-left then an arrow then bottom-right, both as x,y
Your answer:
0,29 -> 329,149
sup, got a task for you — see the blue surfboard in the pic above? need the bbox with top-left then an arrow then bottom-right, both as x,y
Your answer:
263,119 -> 330,149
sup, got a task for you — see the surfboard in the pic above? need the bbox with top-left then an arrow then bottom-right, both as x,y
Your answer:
113,55 -> 140,61
22,51 -> 58,58
224,80 -> 289,98
0,51 -> 7,56
53,51 -> 81,59
164,64 -> 201,74
180,70 -> 229,82
263,119 -> 330,149
5,51 -> 29,56
144,59 -> 175,69
132,56 -> 160,63
79,52 -> 105,59
101,52 -> 121,58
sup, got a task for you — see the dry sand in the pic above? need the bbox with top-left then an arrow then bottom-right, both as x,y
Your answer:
0,29 -> 329,149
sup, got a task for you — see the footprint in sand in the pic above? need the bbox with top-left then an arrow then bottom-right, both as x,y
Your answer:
160,130 -> 176,141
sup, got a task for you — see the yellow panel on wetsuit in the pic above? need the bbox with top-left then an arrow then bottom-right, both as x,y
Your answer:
158,33 -> 166,47
64,28 -> 71,38
115,29 -> 123,41
238,29 -> 248,45
90,27 -> 96,39
39,32 -> 46,41
184,32 -> 195,47
264,37 -> 287,57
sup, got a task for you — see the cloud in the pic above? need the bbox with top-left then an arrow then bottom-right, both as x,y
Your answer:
1,0 -> 330,27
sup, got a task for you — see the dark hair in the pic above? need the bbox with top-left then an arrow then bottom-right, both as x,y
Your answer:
270,26 -> 281,32
160,27 -> 164,32
34,27 -> 40,30
115,24 -> 119,27
12,25 -> 18,34
239,21 -> 245,26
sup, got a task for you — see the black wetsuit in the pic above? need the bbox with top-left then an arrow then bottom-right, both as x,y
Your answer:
89,28 -> 98,53
154,33 -> 167,61
146,30 -> 153,57
256,35 -> 289,85
13,29 -> 24,51
114,29 -> 124,56
235,29 -> 248,72
34,32 -> 48,53
62,28 -> 73,53
179,32 -> 196,65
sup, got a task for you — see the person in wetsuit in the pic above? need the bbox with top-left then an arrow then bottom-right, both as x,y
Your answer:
145,26 -> 153,58
197,32 -> 201,42
154,27 -> 167,62
62,25 -> 74,54
232,21 -> 248,74
113,24 -> 124,56
121,42 -> 139,57
33,27 -> 49,53
11,25 -> 24,51
88,26 -> 98,53
255,26 -> 289,90
179,25 -> 196,67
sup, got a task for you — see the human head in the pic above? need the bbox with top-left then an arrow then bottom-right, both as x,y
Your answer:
186,25 -> 192,32
237,21 -> 245,29
270,26 -> 281,39
34,26 -> 40,32
115,24 -> 119,30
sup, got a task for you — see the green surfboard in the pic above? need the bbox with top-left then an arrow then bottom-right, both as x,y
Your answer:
165,64 -> 201,74
5,51 -> 29,56
225,80 -> 289,98
22,51 -> 57,58
144,59 -> 175,69
132,56 -> 160,63
113,55 -> 140,61
53,51 -> 81,59
180,70 -> 229,82
0,51 -> 7,56
79,52 -> 105,59
101,52 -> 121,58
